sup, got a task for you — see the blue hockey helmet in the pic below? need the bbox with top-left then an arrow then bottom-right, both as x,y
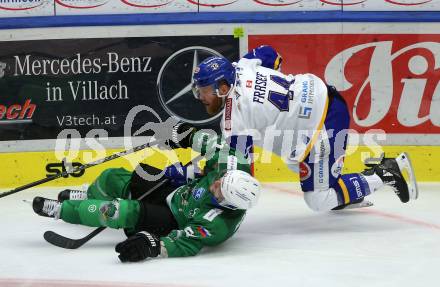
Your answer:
193,56 -> 236,96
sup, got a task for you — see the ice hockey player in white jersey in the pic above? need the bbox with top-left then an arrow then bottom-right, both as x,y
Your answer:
190,45 -> 419,211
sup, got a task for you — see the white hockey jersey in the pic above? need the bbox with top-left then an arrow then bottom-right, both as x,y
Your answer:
221,58 -> 329,164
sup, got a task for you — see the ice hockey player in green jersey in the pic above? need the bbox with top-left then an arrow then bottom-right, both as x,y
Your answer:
32,146 -> 261,262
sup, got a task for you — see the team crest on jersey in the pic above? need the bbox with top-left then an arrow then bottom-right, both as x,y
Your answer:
246,80 -> 253,88
192,188 -> 206,200
224,97 -> 232,130
299,162 -> 311,181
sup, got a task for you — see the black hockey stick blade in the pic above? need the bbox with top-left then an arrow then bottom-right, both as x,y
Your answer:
44,227 -> 106,249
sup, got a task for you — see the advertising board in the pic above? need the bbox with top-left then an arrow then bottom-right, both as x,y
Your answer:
0,35 -> 239,141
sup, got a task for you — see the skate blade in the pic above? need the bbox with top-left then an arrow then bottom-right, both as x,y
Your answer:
342,200 -> 374,210
344,200 -> 374,209
396,152 -> 419,200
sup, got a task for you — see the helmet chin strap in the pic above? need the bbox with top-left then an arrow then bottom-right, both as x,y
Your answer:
215,79 -> 236,99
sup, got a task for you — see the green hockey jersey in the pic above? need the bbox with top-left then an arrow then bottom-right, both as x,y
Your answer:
58,145 -> 252,258
161,147 -> 251,257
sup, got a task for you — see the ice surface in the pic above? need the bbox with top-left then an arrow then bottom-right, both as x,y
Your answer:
1,183 -> 439,287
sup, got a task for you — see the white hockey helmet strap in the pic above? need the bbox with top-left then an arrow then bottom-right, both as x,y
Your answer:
219,170 -> 261,210
215,77 -> 236,98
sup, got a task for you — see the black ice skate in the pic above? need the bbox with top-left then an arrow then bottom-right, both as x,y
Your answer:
33,197 -> 61,219
58,189 -> 88,202
363,153 -> 419,203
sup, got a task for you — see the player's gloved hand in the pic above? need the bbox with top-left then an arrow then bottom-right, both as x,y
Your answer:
115,231 -> 161,262
243,45 -> 282,71
164,163 -> 201,187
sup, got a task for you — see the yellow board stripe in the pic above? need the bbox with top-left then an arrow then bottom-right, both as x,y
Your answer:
299,95 -> 329,162
0,145 -> 439,189
338,178 -> 351,204
0,148 -> 193,189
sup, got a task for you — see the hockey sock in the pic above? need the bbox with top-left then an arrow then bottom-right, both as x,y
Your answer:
362,173 -> 384,193
333,173 -> 375,205
60,199 -> 141,229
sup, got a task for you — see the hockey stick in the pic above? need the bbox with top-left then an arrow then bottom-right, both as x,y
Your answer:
0,139 -> 161,199
44,227 -> 106,250
43,154 -> 204,249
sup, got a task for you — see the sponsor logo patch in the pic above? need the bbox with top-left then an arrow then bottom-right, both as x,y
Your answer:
88,204 -> 97,213
349,176 -> 363,199
0,99 -> 36,124
224,97 -> 233,130
298,106 -> 313,119
192,188 -> 206,200
331,156 -> 345,178
299,162 -> 311,181
203,208 -> 223,222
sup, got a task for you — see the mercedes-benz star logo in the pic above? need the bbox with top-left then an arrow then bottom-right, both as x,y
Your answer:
156,46 -> 224,125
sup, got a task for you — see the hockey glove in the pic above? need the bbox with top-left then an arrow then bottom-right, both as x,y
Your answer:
164,163 -> 201,187
115,231 -> 161,262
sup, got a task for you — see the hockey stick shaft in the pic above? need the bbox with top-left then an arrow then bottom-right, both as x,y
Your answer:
44,154 -> 203,249
0,139 -> 159,199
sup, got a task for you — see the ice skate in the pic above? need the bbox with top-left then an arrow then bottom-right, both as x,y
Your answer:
32,197 -> 61,219
58,189 -> 88,202
363,152 -> 419,203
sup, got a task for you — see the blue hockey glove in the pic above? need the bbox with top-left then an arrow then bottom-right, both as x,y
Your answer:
164,163 -> 201,187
